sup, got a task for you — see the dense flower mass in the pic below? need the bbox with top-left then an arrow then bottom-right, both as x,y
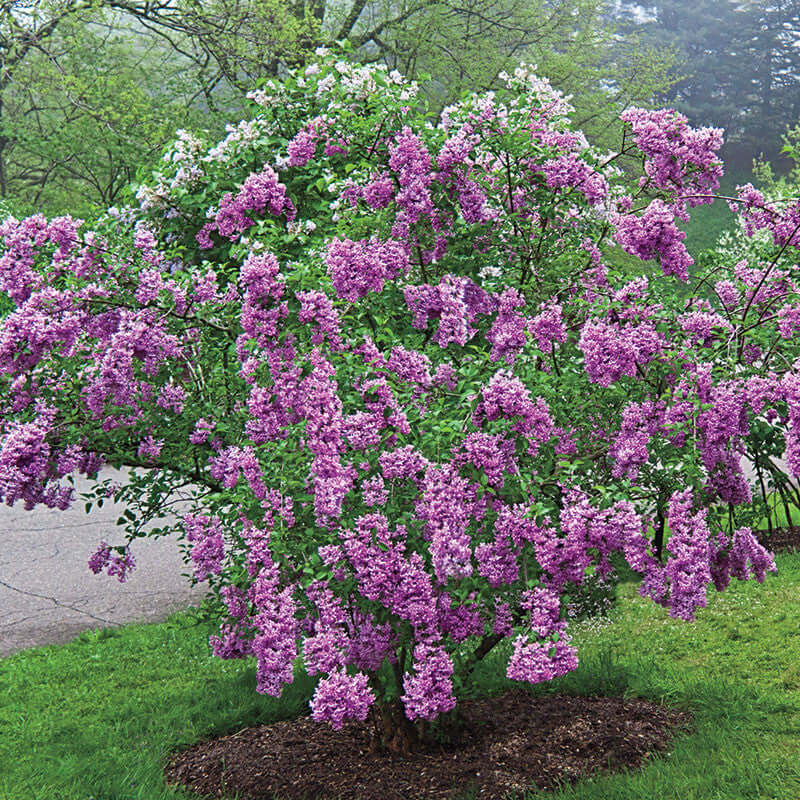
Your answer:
0,52 -> 787,744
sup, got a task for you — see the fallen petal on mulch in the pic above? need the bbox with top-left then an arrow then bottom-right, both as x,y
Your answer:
164,691 -> 690,799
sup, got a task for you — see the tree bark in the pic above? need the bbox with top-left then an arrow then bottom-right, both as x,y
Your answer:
0,91 -> 7,198
370,699 -> 420,755
654,500 -> 666,562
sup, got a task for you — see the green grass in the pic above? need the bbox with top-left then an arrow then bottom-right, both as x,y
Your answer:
2,555 -> 800,799
681,167 -> 756,258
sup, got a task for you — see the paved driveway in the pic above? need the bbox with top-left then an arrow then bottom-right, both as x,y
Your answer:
0,469 -> 206,658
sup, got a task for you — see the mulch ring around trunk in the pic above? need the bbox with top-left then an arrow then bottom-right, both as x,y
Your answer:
164,691 -> 690,800
757,525 -> 800,553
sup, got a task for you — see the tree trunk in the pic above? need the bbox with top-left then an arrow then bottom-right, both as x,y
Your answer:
753,451 -> 774,539
654,500 -> 666,562
0,91 -> 7,198
370,699 -> 420,755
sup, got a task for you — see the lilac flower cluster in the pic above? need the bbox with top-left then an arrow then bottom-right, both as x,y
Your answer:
302,350 -> 354,525
402,644 -> 456,721
325,237 -> 409,301
239,251 -> 288,348
208,581 -> 256,660
541,152 -> 609,205
416,464 -> 475,582
532,489 -> 649,593
486,288 -> 527,364
528,301 -> 566,353
361,172 -> 396,209
578,318 -> 660,386
454,432 -> 516,487
610,401 -> 664,480
404,275 -> 495,348
297,290 -> 343,350
506,587 -> 577,685
197,166 -> 296,247
287,116 -> 327,167
182,513 -> 226,580
0,215 -> 71,305
475,371 -> 554,447
82,309 -> 184,430
88,540 -> 136,582
388,127 -> 435,228
620,107 -> 723,204
247,542 -> 299,697
728,184 -> 800,250
636,490 -> 761,622
615,199 -> 693,281
310,669 -> 375,729
0,420 -> 51,508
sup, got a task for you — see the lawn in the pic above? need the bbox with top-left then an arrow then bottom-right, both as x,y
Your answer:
1,553 -> 799,800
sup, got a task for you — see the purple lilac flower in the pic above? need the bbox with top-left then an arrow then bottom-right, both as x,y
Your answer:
362,172 -> 395,209
199,165 -> 295,246
0,420 -> 52,508
347,613 -> 396,671
729,527 -> 776,583
189,418 -> 214,444
416,464 -> 475,582
486,288 -> 527,364
541,152 -> 609,205
507,634 -> 578,684
183,513 -> 226,580
137,435 -> 163,462
210,623 -> 254,659
325,236 -> 409,301
642,489 -> 712,621
249,558 -> 298,697
297,290 -> 343,349
528,301 -> 566,353
379,445 -> 429,480
476,370 -> 554,446
106,549 -> 136,582
362,474 -> 388,506
401,644 -> 456,721
615,199 -> 693,280
620,107 -> 723,204
310,668 -> 375,729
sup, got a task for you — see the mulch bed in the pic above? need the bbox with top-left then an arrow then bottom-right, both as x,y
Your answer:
757,525 -> 800,553
164,691 -> 690,799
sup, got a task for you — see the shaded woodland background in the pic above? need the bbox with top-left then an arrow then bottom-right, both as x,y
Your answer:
1,0 -> 799,218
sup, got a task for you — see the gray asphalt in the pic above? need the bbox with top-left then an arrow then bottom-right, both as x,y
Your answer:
0,468 -> 206,658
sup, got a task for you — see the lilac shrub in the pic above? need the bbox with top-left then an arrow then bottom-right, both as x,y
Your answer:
0,52 -> 788,749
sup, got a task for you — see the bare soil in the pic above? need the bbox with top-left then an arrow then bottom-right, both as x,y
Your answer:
165,690 -> 690,800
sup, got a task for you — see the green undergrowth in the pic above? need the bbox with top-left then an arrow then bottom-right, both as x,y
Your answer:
681,168 -> 756,257
752,492 -> 800,534
2,554 -> 799,800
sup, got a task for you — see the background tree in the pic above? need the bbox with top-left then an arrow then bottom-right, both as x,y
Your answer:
615,0 -> 800,165
0,0 -> 678,216
338,0 -> 679,147
0,0 -> 318,214
2,10 -> 209,215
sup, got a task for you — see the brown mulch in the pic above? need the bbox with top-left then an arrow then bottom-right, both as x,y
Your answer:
164,691 -> 690,800
756,525 -> 800,553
